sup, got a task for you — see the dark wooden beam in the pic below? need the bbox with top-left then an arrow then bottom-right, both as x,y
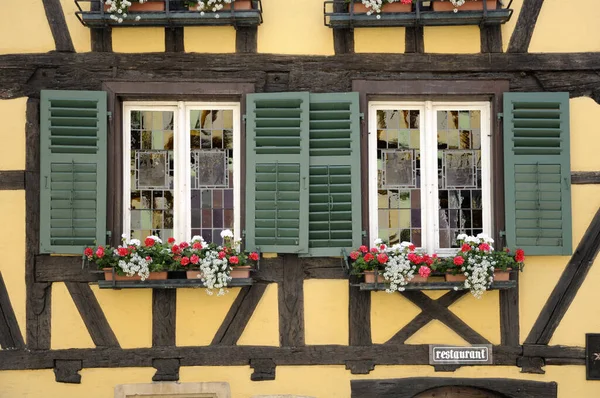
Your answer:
500,272 -> 520,346
211,283 -> 268,345
405,26 -> 424,54
25,97 -> 51,350
572,171 -> 600,185
54,359 -> 82,384
401,291 -> 490,345
165,28 -> 185,53
349,276 -> 371,346
525,207 -> 600,345
65,282 -> 120,348
507,0 -> 545,53
278,254 -> 305,347
90,1 -> 112,52
0,344 -> 522,370
0,273 -> 25,349
250,358 -> 276,381
152,289 -> 176,347
332,1 -> 354,54
152,358 -> 180,382
42,0 -> 75,52
0,171 -> 25,190
351,377 -> 557,398
480,25 -> 503,53
385,290 -> 466,345
236,27 -> 258,53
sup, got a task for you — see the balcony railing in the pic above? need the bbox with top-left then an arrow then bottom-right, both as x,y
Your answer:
324,0 -> 513,28
75,0 -> 263,28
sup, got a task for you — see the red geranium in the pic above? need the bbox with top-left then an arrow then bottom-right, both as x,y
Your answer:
479,243 -> 491,252
349,251 -> 360,260
117,247 -> 128,257
145,256 -> 152,262
370,247 -> 379,253
229,256 -> 239,265
144,237 -> 155,247
167,237 -> 176,244
190,254 -> 200,265
84,247 -> 93,257
453,256 -> 464,266
461,243 -> 471,252
172,245 -> 181,254
379,244 -> 386,250
377,253 -> 388,264
192,242 -> 202,250
180,257 -> 190,266
180,241 -> 189,248
364,253 -> 374,262
218,251 -> 226,260
249,252 -> 259,261
418,266 -> 432,278
359,245 -> 368,253
409,244 -> 416,252
96,246 -> 105,258
515,249 -> 525,263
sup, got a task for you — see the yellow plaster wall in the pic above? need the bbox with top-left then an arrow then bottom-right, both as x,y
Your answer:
0,191 -> 25,344
3,365 -> 597,397
405,319 -> 470,345
51,282 -> 95,349
0,99 -> 26,170
60,0 -> 91,53
570,97 -> 600,172
177,287 -> 241,346
92,286 -> 152,348
112,28 -> 165,53
423,26 -> 480,53
529,0 -> 600,53
449,290 -> 500,344
0,0 -> 55,54
354,28 -> 406,53
304,280 -> 348,345
238,283 -> 279,346
185,27 -> 236,53
257,0 -> 334,55
371,291 -> 420,344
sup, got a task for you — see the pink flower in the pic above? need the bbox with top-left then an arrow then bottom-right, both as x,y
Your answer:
453,256 -> 464,266
479,243 -> 491,252
461,243 -> 471,252
95,246 -> 105,258
190,254 -> 200,265
180,242 -> 189,248
401,0 -> 412,4
180,257 -> 190,266
84,247 -> 93,257
359,245 -> 368,253
349,251 -> 360,260
418,266 -> 431,278
229,256 -> 239,265
249,252 -> 259,261
377,253 -> 388,264
218,251 -> 226,260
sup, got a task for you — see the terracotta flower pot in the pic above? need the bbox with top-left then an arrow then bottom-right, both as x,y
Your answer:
230,265 -> 252,279
433,0 -> 497,11
103,268 -> 167,281
104,1 -> 166,12
493,268 -> 512,281
353,2 -> 412,13
364,271 -> 386,284
410,275 -> 429,283
445,273 -> 466,282
186,270 -> 204,279
190,0 -> 252,11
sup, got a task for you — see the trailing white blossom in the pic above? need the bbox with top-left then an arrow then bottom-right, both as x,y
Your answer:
198,249 -> 231,296
118,253 -> 150,280
357,0 -> 402,16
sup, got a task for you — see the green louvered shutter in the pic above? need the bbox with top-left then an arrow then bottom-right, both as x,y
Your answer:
245,92 -> 310,253
306,93 -> 362,256
503,92 -> 572,255
40,90 -> 107,254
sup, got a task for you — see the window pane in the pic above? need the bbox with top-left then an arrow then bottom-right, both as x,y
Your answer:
376,109 -> 421,246
130,110 -> 175,241
190,109 -> 234,245
437,110 -> 483,248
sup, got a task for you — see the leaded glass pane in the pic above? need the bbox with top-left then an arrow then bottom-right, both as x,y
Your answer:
190,109 -> 234,245
437,110 -> 483,248
130,110 -> 174,241
376,109 -> 421,246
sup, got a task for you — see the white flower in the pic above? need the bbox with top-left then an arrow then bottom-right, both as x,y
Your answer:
374,238 -> 383,245
135,15 -> 141,21
128,239 -> 141,246
220,229 -> 234,239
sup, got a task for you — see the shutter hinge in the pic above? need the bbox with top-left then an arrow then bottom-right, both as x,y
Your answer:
499,230 -> 506,237
361,230 -> 367,237
107,111 -> 112,122
242,230 -> 246,237
497,113 -> 504,120
106,230 -> 112,245
359,113 -> 364,120
243,115 -> 247,122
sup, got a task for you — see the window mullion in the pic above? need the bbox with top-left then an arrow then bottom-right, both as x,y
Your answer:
174,102 -> 188,242
425,101 -> 439,253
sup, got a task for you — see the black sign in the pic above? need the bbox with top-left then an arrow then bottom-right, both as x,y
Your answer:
429,344 -> 493,365
586,334 -> 600,380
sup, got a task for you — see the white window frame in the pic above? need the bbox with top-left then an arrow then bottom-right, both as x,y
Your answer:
123,101 -> 241,243
368,101 -> 492,254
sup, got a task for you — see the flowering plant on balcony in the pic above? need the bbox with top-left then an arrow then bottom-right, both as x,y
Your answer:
445,233 -> 524,298
349,0 -> 414,15
185,0 -> 238,13
103,0 -> 148,23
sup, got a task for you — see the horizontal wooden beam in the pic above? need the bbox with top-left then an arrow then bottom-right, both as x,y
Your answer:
0,171 -> 25,190
572,171 -> 600,185
0,344 -> 523,371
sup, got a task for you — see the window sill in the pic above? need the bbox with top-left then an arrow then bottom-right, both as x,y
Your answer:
96,277 -> 254,289
358,280 -> 516,291
324,2 -> 513,28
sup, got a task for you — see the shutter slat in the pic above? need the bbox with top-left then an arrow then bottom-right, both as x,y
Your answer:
504,92 -> 572,255
40,90 -> 107,254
